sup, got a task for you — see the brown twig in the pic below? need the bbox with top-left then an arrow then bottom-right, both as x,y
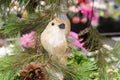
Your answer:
78,27 -> 91,37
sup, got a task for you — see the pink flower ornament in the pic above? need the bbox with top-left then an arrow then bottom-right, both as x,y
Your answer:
21,31 -> 36,48
69,31 -> 86,51
69,31 -> 78,39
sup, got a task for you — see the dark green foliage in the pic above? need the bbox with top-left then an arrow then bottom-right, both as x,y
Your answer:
0,0 -> 64,37
0,53 -> 44,80
0,52 -> 79,80
0,13 -> 51,37
85,28 -> 103,51
67,49 -> 98,80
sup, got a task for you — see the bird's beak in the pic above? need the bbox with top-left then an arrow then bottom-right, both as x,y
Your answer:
58,23 -> 65,29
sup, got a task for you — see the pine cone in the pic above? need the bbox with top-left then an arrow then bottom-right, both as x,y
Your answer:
20,62 -> 46,80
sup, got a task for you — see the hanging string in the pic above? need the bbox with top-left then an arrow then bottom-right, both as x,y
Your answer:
88,0 -> 95,27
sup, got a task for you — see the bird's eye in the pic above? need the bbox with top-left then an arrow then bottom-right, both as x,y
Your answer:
51,22 -> 54,26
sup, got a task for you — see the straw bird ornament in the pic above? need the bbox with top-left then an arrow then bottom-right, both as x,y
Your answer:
41,18 -> 70,63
